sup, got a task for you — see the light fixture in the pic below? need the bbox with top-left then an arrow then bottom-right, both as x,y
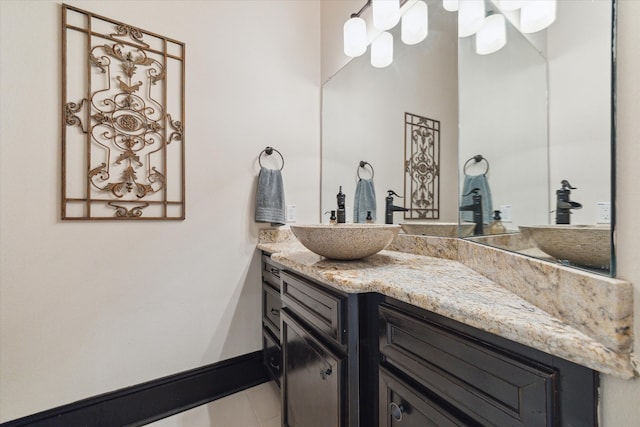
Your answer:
371,31 -> 394,68
344,15 -> 367,57
442,0 -> 459,12
401,1 -> 429,45
458,0 -> 485,37
372,0 -> 401,31
475,13 -> 506,55
497,0 -> 530,12
520,0 -> 556,34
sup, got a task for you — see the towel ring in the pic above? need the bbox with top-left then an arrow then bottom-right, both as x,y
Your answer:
258,146 -> 284,171
463,154 -> 489,176
357,161 -> 374,179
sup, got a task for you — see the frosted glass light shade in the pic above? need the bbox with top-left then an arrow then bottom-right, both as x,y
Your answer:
442,0 -> 459,12
520,0 -> 556,33
458,0 -> 485,37
401,1 -> 429,45
371,32 -> 394,68
476,14 -> 506,55
372,0 -> 400,31
498,0 -> 529,11
344,17 -> 367,57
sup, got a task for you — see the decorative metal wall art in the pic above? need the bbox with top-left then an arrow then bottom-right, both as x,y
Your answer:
62,4 -> 185,220
404,112 -> 440,219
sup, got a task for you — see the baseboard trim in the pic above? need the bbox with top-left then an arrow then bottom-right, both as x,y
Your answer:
2,350 -> 268,427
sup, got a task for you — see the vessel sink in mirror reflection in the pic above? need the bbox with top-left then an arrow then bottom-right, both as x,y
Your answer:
290,224 -> 400,260
519,225 -> 611,271
321,0 -> 615,276
400,222 -> 475,238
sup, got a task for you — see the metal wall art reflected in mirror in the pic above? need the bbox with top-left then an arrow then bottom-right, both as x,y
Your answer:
321,0 -> 615,276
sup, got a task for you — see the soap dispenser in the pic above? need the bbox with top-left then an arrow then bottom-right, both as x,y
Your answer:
329,210 -> 337,225
365,211 -> 374,224
336,186 -> 346,223
488,210 -> 506,234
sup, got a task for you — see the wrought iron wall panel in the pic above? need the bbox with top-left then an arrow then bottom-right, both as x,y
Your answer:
62,4 -> 185,220
404,112 -> 440,219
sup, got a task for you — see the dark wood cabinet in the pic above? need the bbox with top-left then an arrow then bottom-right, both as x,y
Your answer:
282,310 -> 345,427
261,254 -> 283,387
378,298 -> 598,427
260,253 -> 598,427
379,303 -> 556,426
280,270 -> 362,427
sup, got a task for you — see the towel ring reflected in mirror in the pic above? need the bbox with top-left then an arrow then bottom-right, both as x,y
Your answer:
258,146 -> 285,170
357,160 -> 374,179
463,154 -> 490,176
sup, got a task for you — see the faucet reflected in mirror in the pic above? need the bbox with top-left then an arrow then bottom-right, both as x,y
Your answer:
459,188 -> 483,236
555,180 -> 582,224
385,190 -> 408,224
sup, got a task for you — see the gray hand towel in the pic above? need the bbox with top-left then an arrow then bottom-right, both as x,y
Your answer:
461,174 -> 493,224
353,178 -> 376,223
255,167 -> 286,225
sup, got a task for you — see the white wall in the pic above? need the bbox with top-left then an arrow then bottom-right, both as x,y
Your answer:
458,22 -> 548,229
548,0 -> 611,224
0,0 -> 320,421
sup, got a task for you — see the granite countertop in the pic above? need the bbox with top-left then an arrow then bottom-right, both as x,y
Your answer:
258,230 -> 637,379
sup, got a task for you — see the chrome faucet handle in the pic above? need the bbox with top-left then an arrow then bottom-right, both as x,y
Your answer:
387,190 -> 402,198
560,180 -> 577,190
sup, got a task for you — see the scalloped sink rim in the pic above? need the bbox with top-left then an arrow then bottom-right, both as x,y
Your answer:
290,224 -> 401,260
518,224 -> 611,268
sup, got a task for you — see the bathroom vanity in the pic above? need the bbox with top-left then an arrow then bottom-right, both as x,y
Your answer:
258,230 -> 634,426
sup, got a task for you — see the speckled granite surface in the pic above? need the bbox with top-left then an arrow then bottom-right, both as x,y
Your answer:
257,230 -> 637,379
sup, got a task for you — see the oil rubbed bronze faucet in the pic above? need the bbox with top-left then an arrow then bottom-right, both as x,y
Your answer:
385,190 -> 408,224
555,180 -> 582,224
459,188 -> 483,235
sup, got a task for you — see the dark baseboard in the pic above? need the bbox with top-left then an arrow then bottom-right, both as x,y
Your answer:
2,350 -> 268,427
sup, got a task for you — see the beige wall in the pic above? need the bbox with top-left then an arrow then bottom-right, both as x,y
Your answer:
0,0 -> 320,421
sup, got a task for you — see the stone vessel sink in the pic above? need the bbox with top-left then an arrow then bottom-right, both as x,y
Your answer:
400,222 -> 475,237
290,224 -> 401,260
518,225 -> 610,268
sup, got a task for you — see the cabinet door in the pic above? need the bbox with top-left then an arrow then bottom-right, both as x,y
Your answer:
282,310 -> 345,427
379,367 -> 474,427
263,328 -> 282,387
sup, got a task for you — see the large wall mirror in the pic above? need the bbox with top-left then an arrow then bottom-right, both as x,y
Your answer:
321,0 -> 615,276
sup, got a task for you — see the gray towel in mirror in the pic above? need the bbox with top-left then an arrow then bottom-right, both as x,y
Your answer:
354,178 -> 376,223
255,167 -> 286,225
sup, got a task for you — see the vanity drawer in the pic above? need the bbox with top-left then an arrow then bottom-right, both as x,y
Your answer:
379,366 -> 473,426
263,328 -> 282,387
262,254 -> 281,290
280,271 -> 346,346
379,304 -> 556,426
262,282 -> 281,339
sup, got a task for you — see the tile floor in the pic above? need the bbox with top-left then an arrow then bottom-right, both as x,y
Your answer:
146,381 -> 281,427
